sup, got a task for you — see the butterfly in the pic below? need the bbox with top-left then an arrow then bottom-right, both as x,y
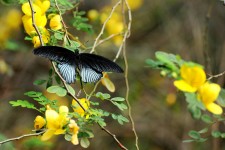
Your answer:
33,46 -> 123,84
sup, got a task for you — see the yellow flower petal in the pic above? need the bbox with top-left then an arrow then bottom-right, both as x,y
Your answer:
54,129 -> 66,135
180,65 -> 206,88
72,98 -> 89,117
22,2 -> 42,16
198,82 -> 221,104
34,115 -> 46,130
71,134 -> 79,145
101,73 -> 115,92
32,36 -> 41,48
174,80 -> 197,92
35,0 -> 50,14
49,14 -> 62,30
41,129 -> 55,141
127,0 -> 143,10
45,109 -> 59,129
205,103 -> 223,115
87,9 -> 99,21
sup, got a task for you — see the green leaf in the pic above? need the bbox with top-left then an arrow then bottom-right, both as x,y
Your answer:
220,133 -> 225,138
201,114 -> 213,124
33,79 -> 46,85
217,89 -> 225,107
111,101 -> 127,111
198,138 -> 208,142
64,134 -> 72,141
198,128 -> 208,134
54,32 -> 64,40
9,100 -> 36,109
117,115 -> 129,125
188,130 -> 201,140
111,97 -> 125,102
47,86 -> 67,97
80,138 -> 90,148
183,139 -> 195,143
24,91 -> 42,98
95,92 -> 111,100
155,51 -> 179,72
66,84 -> 75,96
212,131 -> 221,138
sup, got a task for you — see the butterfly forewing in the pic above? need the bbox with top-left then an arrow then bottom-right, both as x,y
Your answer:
33,46 -> 76,64
78,53 -> 124,73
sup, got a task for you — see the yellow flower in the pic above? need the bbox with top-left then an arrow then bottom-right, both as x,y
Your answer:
174,65 -> 206,92
22,14 -> 47,35
68,119 -> 79,145
87,9 -> 99,21
127,0 -> 143,11
49,14 -> 62,30
34,0 -> 50,14
41,106 -> 69,141
72,98 -> 89,117
34,115 -> 46,130
198,82 -> 222,115
22,2 -> 42,16
101,73 -> 115,92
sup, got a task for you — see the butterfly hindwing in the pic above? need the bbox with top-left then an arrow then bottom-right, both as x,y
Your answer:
78,53 -> 124,73
33,46 -> 76,64
58,63 -> 76,84
80,65 -> 103,83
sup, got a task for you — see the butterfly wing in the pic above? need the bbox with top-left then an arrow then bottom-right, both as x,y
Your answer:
78,53 -> 124,73
58,63 -> 76,84
33,46 -> 76,64
80,66 -> 103,83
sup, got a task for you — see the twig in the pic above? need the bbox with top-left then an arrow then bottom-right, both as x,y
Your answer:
28,0 -> 44,46
0,130 -> 45,146
101,126 -> 128,150
208,70 -> 225,80
90,0 -> 122,53
121,0 -> 139,150
113,0 -> 132,62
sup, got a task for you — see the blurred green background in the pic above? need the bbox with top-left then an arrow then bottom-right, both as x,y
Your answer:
1,0 -> 225,149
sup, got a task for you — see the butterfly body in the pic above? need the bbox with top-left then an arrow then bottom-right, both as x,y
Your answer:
33,46 -> 123,84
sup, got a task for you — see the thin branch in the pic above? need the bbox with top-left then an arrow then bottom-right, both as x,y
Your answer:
208,70 -> 225,80
121,0 -> 139,150
28,0 -> 44,46
101,126 -> 128,150
90,0 -> 122,53
0,130 -> 45,146
113,0 -> 132,62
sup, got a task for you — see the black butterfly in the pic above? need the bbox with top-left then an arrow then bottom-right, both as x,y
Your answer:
33,46 -> 123,84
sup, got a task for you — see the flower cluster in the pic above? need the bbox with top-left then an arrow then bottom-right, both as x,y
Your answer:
174,64 -> 222,114
72,98 -> 90,118
21,0 -> 62,47
0,9 -> 22,48
87,0 -> 143,46
34,106 -> 79,145
88,8 -> 124,46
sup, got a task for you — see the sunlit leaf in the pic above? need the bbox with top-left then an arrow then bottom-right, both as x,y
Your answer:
9,100 -> 36,109
33,79 -> 46,85
47,85 -> 67,97
211,131 -> 221,138
80,138 -> 90,148
95,92 -> 110,100
188,130 -> 201,140
201,114 -> 213,124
